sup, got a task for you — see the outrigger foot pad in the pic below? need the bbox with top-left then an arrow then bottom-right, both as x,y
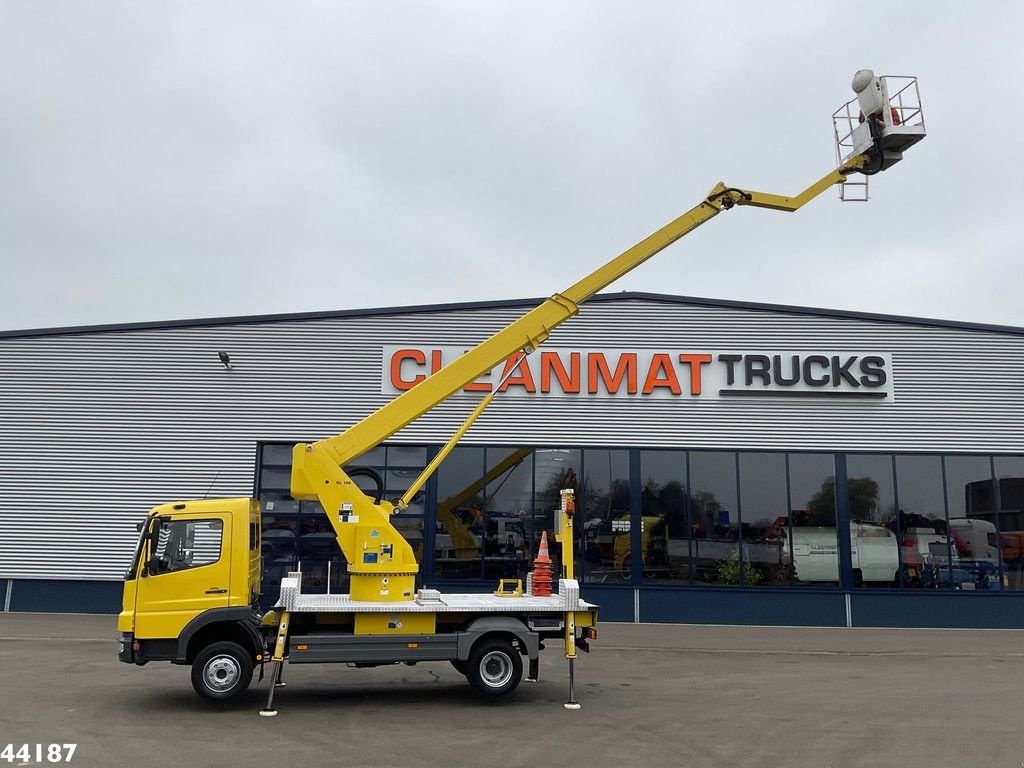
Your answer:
564,702 -> 581,710
259,709 -> 278,717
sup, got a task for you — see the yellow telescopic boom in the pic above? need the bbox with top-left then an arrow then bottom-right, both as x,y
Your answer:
288,156 -> 874,602
288,82 -> 913,603
294,160 -> 867,477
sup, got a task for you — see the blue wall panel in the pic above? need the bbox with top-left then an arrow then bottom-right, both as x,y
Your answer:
851,592 -> 1024,629
580,585 -> 634,623
11,577 -> 1024,629
9,580 -> 122,614
640,587 -> 847,626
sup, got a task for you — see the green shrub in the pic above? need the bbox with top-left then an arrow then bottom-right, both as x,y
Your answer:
715,553 -> 762,585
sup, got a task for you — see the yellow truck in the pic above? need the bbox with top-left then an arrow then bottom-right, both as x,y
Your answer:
117,70 -> 924,713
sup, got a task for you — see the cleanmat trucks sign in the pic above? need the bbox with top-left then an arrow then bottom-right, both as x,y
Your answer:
382,347 -> 894,402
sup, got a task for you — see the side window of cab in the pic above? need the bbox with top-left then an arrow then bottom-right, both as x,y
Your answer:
152,519 -> 223,574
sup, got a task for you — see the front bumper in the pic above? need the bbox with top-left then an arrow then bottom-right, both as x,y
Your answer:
118,633 -> 134,663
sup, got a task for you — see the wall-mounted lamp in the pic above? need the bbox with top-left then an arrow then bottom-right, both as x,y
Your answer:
218,351 -> 233,370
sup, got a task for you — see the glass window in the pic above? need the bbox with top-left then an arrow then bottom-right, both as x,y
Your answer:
944,456 -> 1001,591
532,449 -> 581,580
640,451 -> 688,585
994,457 -> 1024,590
261,442 -> 294,465
355,446 -> 386,465
846,455 -> 895,525
152,519 -> 223,573
391,513 -> 425,567
434,446 -> 485,580
960,459 -> 1011,531
482,448 -> 534,581
298,513 -> 337,559
259,466 -> 291,494
384,462 -> 427,565
387,446 -> 427,467
994,458 -> 1024,527
580,450 -> 630,584
846,454 -> 900,588
946,456 -> 995,521
296,502 -> 346,596
894,455 -> 950,589
261,499 -> 298,600
786,453 -> 838,587
739,452 -> 791,587
386,467 -> 423,498
689,452 -> 739,586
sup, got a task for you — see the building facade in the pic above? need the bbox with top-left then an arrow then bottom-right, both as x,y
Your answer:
1,293 -> 1022,627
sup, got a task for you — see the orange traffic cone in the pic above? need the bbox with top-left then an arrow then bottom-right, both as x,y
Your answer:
531,531 -> 553,597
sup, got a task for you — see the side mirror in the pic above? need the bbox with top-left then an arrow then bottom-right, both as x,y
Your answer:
143,516 -> 170,576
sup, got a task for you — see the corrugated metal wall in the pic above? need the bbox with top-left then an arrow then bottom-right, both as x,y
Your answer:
1,296 -> 1022,580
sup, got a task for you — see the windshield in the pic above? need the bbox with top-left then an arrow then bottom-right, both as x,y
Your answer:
125,518 -> 150,579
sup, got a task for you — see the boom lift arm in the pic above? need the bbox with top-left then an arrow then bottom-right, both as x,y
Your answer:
288,156 -> 872,602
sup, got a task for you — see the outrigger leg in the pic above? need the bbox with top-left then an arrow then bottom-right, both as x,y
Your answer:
564,610 -> 580,710
565,657 -> 580,710
260,610 -> 291,717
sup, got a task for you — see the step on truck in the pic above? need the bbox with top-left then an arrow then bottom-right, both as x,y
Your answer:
117,70 -> 924,714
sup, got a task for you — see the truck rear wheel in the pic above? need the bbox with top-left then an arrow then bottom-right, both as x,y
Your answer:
466,638 -> 522,699
191,641 -> 253,702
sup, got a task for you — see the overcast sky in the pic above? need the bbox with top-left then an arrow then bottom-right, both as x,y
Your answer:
1,1 -> 1022,332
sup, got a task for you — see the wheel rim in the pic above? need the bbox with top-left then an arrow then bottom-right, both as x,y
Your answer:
204,654 -> 241,692
479,651 -> 513,688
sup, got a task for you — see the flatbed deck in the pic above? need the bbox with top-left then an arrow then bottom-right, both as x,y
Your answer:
274,576 -> 596,615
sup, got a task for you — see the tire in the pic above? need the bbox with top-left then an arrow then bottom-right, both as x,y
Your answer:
466,638 -> 522,699
191,641 -> 254,702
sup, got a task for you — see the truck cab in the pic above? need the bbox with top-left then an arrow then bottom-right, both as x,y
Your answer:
118,499 -> 264,688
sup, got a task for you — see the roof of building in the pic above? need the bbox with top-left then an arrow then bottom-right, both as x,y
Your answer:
2,291 -> 1022,339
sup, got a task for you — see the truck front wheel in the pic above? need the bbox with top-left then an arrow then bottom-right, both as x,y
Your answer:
466,638 -> 522,699
191,641 -> 254,702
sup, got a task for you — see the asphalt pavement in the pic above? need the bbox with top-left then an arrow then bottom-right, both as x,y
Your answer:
1,613 -> 1023,768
